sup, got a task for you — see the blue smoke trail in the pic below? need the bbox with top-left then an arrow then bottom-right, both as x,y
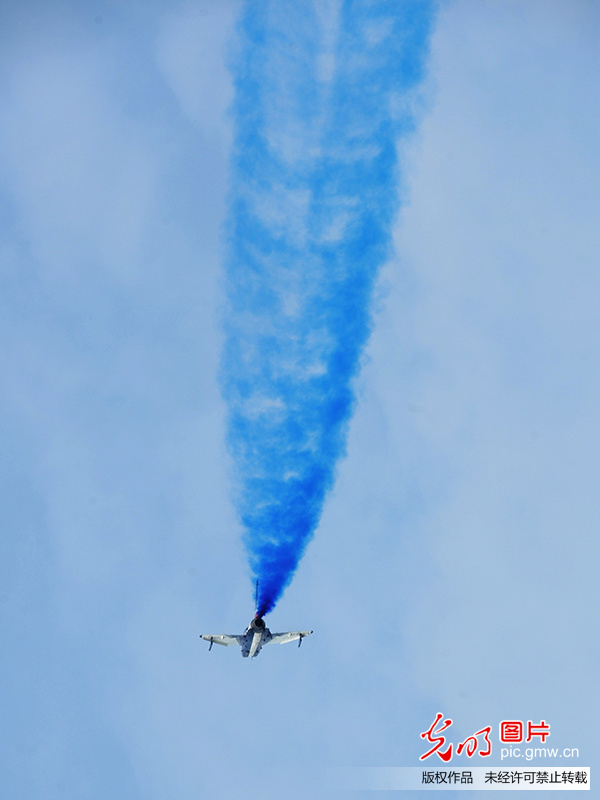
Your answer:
222,1 -> 435,616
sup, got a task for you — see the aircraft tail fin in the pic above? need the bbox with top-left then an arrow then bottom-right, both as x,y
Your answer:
254,580 -> 260,618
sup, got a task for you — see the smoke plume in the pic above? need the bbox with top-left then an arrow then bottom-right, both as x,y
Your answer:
222,0 -> 434,616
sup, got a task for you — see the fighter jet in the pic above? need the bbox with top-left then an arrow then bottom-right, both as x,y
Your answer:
200,614 -> 313,659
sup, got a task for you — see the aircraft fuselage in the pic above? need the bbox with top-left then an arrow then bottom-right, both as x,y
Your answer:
241,616 -> 272,658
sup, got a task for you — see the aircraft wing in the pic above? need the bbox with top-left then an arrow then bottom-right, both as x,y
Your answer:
268,630 -> 313,645
200,634 -> 243,647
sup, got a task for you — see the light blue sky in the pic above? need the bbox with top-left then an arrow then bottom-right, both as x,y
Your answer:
1,2 -> 598,799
